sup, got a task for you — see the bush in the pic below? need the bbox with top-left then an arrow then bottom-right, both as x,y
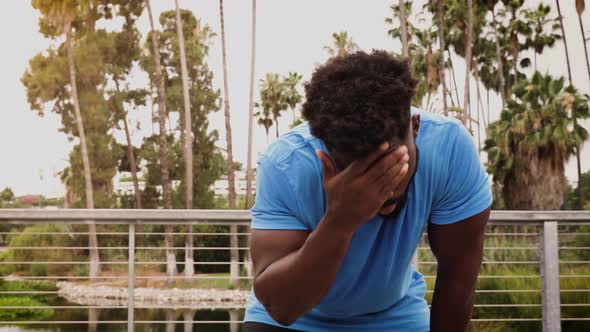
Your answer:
0,297 -> 54,321
3,224 -> 84,276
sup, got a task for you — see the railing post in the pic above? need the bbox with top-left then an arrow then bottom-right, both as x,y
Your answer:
128,222 -> 135,332
541,221 -> 561,332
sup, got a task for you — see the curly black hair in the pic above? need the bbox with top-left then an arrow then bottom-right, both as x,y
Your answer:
302,50 -> 416,160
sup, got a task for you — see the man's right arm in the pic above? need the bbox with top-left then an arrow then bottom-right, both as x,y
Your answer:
251,143 -> 410,326
251,215 -> 353,326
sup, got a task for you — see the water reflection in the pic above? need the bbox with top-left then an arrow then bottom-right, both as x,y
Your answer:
0,307 -> 246,332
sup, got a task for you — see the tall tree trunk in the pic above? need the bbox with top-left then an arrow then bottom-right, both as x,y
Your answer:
114,81 -> 142,210
474,65 -> 487,129
146,0 -> 177,280
578,3 -> 589,209
580,12 -> 590,85
66,26 -> 100,279
122,109 -> 142,209
219,0 -> 239,288
492,8 -> 507,108
557,0 -> 584,209
175,0 -> 195,279
448,49 -> 461,107
245,0 -> 257,279
463,0 -> 473,126
399,0 -> 409,57
437,0 -> 448,116
504,155 -> 567,210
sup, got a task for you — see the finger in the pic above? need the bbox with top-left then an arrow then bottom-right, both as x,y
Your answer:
373,153 -> 407,186
379,162 -> 409,198
347,142 -> 390,176
365,145 -> 408,183
316,150 -> 337,184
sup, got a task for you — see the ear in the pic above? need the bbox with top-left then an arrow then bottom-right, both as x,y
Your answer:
411,114 -> 420,140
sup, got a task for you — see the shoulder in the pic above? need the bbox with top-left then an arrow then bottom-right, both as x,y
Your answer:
415,110 -> 473,173
415,109 -> 468,148
414,109 -> 481,196
258,122 -> 323,190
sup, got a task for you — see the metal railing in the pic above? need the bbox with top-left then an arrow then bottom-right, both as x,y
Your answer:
0,209 -> 588,332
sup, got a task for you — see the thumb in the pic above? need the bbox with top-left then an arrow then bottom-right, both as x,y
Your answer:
316,150 -> 336,183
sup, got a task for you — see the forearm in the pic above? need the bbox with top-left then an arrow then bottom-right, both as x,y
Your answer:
253,215 -> 353,326
430,266 -> 479,332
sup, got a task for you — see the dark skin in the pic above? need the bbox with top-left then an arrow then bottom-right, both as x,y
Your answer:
250,115 -> 489,330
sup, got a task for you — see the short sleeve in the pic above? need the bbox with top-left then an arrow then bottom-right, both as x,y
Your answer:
251,156 -> 310,230
430,124 -> 492,225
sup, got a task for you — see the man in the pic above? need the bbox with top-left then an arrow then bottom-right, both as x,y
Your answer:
243,50 -> 492,332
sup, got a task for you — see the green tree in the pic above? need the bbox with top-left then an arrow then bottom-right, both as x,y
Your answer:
556,0 -> 585,209
106,13 -> 145,211
173,0 -> 195,279
484,72 -> 589,210
257,73 -> 289,138
145,0 -> 176,279
30,0 -> 99,277
323,31 -> 359,58
283,72 -> 303,125
387,3 -> 443,111
24,0 -> 143,278
565,171 -> 590,210
522,4 -> 561,71
218,0 -> 239,288
0,188 -> 14,203
139,9 -> 224,280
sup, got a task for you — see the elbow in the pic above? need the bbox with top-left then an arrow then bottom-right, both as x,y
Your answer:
269,313 -> 298,327
254,280 -> 303,327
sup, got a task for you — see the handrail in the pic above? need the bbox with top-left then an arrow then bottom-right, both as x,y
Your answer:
0,209 -> 589,332
0,209 -> 588,222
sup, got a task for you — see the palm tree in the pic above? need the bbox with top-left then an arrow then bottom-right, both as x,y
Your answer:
110,83 -> 142,210
283,72 -> 303,124
243,0 -> 257,280
32,0 -> 100,278
523,4 -> 561,71
258,73 -> 289,138
399,0 -> 409,57
255,103 -> 274,143
246,0 -> 257,211
463,0 -> 473,126
145,0 -> 177,279
556,0 -> 585,209
218,0 -> 239,288
323,31 -> 359,58
484,72 -> 589,209
437,0 -> 449,116
490,2 -> 507,108
577,0 -> 590,106
174,0 -> 194,279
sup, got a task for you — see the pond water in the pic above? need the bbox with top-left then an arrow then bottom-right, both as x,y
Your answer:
0,296 -> 246,332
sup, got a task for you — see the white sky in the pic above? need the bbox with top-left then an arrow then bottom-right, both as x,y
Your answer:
0,0 -> 589,197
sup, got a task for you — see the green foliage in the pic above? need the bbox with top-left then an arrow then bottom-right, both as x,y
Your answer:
484,72 -> 589,185
0,187 -> 15,202
139,10 -> 223,209
386,2 -> 443,109
565,171 -> 590,210
0,297 -> 54,321
2,225 -> 83,276
24,1 -> 145,208
255,72 -> 303,139
323,31 -> 359,58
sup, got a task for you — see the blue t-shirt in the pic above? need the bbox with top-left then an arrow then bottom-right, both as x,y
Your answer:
244,108 -> 492,332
